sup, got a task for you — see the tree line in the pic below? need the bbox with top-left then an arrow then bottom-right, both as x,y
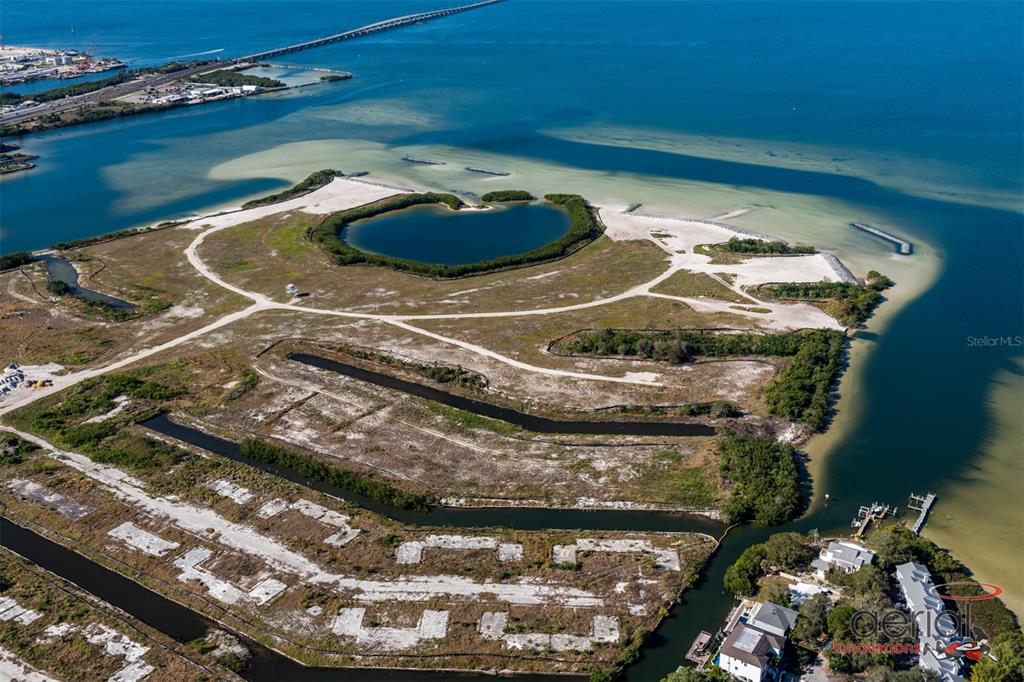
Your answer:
480,190 -> 535,202
764,271 -> 894,326
310,192 -> 603,278
241,169 -> 343,209
715,237 -> 815,255
554,328 -> 846,430
240,438 -> 433,511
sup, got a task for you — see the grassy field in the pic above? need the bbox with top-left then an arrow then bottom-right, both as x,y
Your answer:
649,269 -> 746,302
1,379 -> 716,674
198,209 -> 669,314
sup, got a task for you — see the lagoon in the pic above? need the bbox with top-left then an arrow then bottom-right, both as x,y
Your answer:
342,201 -> 569,265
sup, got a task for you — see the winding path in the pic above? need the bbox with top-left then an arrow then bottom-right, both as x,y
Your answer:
1,178 -> 846,416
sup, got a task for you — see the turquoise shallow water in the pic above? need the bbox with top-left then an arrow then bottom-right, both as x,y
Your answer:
0,1 -> 1021,678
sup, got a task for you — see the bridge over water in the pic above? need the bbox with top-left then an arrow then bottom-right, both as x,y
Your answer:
238,0 -> 505,62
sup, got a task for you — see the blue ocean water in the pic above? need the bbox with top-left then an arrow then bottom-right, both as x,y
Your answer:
1,0 -> 1020,252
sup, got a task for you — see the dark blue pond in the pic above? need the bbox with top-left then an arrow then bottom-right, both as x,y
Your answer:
342,202 -> 570,265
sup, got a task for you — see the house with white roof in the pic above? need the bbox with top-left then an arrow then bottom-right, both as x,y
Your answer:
895,561 -> 964,682
812,540 -> 875,578
716,601 -> 797,682
718,622 -> 784,682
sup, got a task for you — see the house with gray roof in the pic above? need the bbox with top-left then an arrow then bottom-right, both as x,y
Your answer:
895,561 -> 964,682
747,601 -> 799,638
812,540 -> 875,578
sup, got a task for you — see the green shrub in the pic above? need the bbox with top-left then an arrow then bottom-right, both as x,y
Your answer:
0,252 -> 34,271
481,190 -> 535,202
46,279 -> 71,296
724,543 -> 767,596
240,439 -> 433,511
719,434 -> 802,525
716,237 -> 815,255
189,69 -> 283,89
765,273 -> 893,326
241,169 -> 343,209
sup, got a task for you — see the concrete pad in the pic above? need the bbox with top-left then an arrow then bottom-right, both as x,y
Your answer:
108,522 -> 180,557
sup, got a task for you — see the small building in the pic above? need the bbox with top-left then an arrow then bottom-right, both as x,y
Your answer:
747,601 -> 798,638
285,283 -> 300,298
895,562 -> 964,682
718,622 -> 784,682
812,540 -> 875,578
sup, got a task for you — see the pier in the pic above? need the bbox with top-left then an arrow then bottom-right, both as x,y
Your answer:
908,492 -> 937,535
852,501 -> 898,537
239,0 -> 505,62
852,222 -> 913,255
685,630 -> 713,666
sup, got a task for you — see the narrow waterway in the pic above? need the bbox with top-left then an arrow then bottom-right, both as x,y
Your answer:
0,517 -> 571,682
288,353 -> 716,437
40,255 -> 135,310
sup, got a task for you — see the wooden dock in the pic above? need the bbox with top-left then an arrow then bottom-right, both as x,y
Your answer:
908,492 -> 937,535
852,501 -> 898,537
686,630 -> 713,666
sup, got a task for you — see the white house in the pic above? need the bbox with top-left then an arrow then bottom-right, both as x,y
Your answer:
812,540 -> 875,577
895,562 -> 964,682
718,622 -> 784,682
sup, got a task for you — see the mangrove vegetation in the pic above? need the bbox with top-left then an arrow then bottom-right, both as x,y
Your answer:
480,190 -> 535,202
718,434 -> 802,525
311,192 -> 604,278
241,169 -> 343,209
763,270 -> 894,326
553,328 -> 845,429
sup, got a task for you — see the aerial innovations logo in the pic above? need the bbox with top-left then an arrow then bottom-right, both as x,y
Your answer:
835,580 -> 1002,662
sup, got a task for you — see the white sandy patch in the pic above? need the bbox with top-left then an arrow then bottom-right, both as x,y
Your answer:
552,539 -> 680,571
179,177 -> 402,232
0,647 -> 57,682
173,547 -> 286,605
205,479 -> 254,504
0,597 -> 42,625
108,522 -> 180,557
395,535 -> 523,565
257,498 -> 289,518
164,304 -> 205,319
479,612 -> 619,652
84,395 -> 130,423
7,479 -> 91,520
37,623 -> 76,643
332,608 -> 449,650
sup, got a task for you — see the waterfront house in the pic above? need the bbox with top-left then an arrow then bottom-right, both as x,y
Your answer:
812,540 -> 875,577
895,562 -> 964,682
747,601 -> 799,638
719,622 -> 785,682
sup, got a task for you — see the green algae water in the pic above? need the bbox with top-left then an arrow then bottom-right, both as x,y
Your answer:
1,0 -> 1021,679
343,201 -> 569,265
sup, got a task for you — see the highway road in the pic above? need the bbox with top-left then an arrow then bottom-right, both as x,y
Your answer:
0,62 -> 222,126
0,0 -> 504,129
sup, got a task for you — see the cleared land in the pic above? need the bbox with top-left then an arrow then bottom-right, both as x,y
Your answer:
0,397 -> 715,675
0,547 -> 232,680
